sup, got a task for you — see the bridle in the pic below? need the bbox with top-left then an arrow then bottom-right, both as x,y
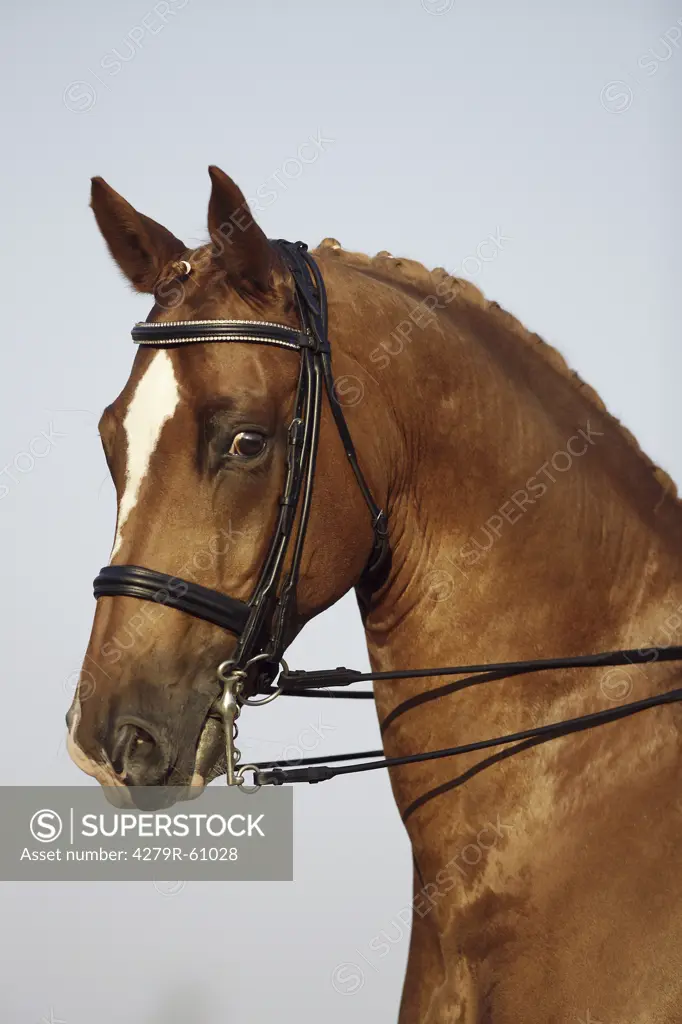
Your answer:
93,240 -> 389,783
92,240 -> 682,816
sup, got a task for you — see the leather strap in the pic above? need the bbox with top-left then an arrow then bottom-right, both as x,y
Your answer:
280,242 -> 391,586
132,320 -> 309,349
94,565 -> 250,635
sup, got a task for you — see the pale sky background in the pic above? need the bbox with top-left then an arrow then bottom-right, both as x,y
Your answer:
1,0 -> 681,1021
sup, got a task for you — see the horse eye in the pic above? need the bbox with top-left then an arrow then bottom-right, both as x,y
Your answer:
227,430 -> 266,459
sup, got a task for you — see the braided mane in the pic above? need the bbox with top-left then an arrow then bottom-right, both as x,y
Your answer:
315,238 -> 678,507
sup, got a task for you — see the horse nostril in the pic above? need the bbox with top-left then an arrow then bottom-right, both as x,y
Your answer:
110,717 -> 172,786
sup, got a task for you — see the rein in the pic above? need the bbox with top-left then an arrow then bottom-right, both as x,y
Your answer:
255,644 -> 682,821
92,240 -> 682,817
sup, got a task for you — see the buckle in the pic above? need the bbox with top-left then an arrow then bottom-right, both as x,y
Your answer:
287,417 -> 305,448
373,510 -> 389,539
299,329 -> 330,355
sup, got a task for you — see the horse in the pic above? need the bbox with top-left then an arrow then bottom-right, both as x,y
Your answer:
67,166 -> 682,1022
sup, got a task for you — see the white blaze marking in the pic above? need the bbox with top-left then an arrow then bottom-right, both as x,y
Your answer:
67,352 -> 180,789
110,350 -> 180,559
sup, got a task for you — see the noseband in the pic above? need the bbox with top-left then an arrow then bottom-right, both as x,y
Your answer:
94,240 -> 389,691
92,239 -> 682,815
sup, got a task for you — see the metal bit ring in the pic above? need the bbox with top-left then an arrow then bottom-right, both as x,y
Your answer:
239,656 -> 289,707
235,763 -> 262,793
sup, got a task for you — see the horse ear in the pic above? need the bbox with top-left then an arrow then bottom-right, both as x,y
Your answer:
207,166 -> 272,292
90,177 -> 186,293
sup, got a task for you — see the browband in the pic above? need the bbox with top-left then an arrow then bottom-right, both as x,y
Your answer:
132,319 -> 327,352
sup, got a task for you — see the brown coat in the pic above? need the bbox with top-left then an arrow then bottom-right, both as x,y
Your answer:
71,169 -> 682,1022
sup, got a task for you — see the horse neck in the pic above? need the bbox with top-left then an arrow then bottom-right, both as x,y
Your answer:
333,258 -> 682,795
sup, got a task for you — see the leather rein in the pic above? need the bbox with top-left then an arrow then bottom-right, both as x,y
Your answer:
92,240 -> 682,819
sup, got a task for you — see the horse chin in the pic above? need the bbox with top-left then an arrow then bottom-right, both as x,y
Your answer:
191,714 -> 227,787
100,772 -> 212,810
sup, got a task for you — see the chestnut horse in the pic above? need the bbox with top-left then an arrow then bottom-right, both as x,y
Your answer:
68,167 -> 682,1022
